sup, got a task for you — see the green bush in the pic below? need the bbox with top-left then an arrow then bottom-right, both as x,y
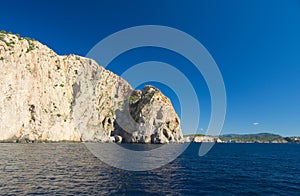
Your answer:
1,39 -> 15,47
26,42 -> 35,53
109,109 -> 115,115
128,95 -> 140,103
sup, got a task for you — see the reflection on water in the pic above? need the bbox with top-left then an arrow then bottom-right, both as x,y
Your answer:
0,143 -> 299,195
85,143 -> 189,171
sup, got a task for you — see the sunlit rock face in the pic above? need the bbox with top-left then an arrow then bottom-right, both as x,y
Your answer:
0,32 -> 182,143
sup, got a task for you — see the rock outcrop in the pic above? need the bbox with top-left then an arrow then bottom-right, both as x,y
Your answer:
113,86 -> 183,143
193,136 -> 221,143
183,135 -> 222,143
0,31 -> 183,143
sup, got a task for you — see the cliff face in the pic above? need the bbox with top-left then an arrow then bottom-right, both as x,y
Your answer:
0,31 -> 183,143
114,86 -> 183,143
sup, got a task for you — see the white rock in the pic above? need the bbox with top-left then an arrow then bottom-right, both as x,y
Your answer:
0,32 -> 183,143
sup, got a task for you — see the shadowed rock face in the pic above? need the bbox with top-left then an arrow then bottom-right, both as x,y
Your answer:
0,31 -> 182,143
113,86 -> 183,143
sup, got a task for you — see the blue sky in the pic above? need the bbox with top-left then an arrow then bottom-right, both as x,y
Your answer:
1,0 -> 299,136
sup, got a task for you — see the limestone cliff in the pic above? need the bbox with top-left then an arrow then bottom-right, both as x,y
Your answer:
0,31 -> 183,143
114,86 -> 183,143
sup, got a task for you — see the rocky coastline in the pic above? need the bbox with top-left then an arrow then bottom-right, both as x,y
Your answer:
183,133 -> 300,144
0,31 -> 183,143
1,31 -> 298,145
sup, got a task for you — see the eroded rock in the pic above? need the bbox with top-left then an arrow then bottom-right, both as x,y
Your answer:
113,86 -> 183,143
0,32 -> 183,143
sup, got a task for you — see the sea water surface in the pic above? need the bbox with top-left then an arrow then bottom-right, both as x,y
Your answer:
0,143 -> 299,195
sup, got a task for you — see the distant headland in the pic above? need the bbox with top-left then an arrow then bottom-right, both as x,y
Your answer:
183,133 -> 300,144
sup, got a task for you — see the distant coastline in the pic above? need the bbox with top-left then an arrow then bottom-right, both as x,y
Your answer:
183,133 -> 300,144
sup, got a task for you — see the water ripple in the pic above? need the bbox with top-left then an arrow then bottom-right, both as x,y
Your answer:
0,143 -> 299,195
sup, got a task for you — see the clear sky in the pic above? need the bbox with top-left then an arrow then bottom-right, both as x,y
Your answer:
1,0 -> 299,136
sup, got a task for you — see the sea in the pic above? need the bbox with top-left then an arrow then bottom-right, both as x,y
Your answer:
0,143 -> 299,195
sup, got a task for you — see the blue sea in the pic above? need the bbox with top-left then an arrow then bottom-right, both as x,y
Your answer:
0,143 -> 299,195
